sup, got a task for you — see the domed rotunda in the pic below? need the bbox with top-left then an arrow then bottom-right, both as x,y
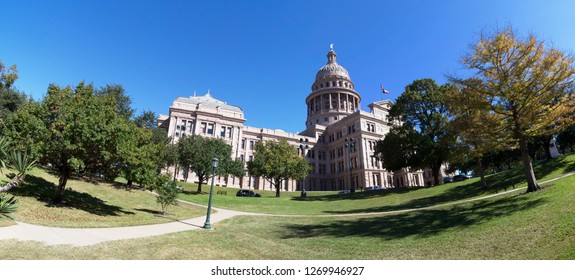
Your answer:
305,45 -> 361,130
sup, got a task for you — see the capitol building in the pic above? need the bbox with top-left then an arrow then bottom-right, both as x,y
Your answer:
158,46 -> 426,192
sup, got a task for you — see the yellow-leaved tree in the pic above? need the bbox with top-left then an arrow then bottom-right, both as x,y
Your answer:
451,27 -> 575,192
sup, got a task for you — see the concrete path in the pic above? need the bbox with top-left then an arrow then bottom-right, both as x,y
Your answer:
0,206 -> 257,246
1,172 -> 573,247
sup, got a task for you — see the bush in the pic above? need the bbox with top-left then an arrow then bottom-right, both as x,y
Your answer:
154,175 -> 181,215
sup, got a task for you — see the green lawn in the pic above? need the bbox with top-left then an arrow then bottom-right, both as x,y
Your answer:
1,172 -> 574,259
177,154 -> 575,215
1,155 -> 574,259
1,168 -> 206,228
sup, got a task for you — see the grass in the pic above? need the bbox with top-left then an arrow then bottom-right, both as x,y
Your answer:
1,173 -> 574,259
0,167 -> 206,228
176,154 -> 575,215
1,154 -> 574,259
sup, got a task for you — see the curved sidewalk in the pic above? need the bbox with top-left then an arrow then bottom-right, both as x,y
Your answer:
0,207 -> 256,246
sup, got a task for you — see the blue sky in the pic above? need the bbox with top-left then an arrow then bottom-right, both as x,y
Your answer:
2,0 -> 574,133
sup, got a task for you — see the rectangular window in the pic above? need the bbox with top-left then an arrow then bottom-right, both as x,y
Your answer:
201,122 -> 207,134
241,139 -> 246,149
220,126 -> 226,137
207,123 -> 214,135
250,140 -> 254,150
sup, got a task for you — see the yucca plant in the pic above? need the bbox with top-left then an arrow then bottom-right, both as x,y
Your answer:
0,136 -> 37,193
0,193 -> 18,217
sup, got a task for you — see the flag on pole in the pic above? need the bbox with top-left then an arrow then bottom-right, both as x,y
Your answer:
380,84 -> 390,94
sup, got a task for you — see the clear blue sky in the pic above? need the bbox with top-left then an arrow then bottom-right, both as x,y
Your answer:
2,0 -> 574,133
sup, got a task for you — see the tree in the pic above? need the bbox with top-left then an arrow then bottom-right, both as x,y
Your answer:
383,78 -> 455,186
247,139 -> 310,197
177,135 -> 245,193
0,60 -> 27,132
153,174 -> 181,215
4,82 -> 134,203
95,84 -> 134,120
451,27 -> 575,192
373,125 -> 422,172
445,79 -> 509,189
117,123 -> 164,189
557,124 -> 575,153
133,110 -> 157,129
0,61 -> 18,90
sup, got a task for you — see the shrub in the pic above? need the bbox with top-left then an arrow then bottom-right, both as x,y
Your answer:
154,175 -> 181,215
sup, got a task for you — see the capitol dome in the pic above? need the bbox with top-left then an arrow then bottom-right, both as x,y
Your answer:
305,45 -> 361,131
314,47 -> 351,81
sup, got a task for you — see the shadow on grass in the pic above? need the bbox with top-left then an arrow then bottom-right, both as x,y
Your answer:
11,175 -> 135,217
282,194 -> 546,240
313,155 -> 575,214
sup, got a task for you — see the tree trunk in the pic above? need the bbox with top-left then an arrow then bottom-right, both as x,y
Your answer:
196,181 -> 203,193
54,167 -> 70,204
519,137 -> 540,193
275,177 -> 281,197
476,157 -> 487,190
431,163 -> 441,186
196,174 -> 205,193
0,176 -> 24,193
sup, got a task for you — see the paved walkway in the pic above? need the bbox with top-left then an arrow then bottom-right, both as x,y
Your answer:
0,206 -> 259,246
1,172 -> 573,247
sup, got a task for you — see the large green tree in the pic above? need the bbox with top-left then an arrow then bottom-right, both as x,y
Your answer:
176,135 -> 244,193
381,78 -> 455,186
0,61 -> 27,132
451,27 -> 575,192
4,82 -> 134,203
247,139 -> 310,197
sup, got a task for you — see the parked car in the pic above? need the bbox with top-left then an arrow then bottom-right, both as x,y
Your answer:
236,189 -> 261,197
444,176 -> 453,183
453,174 -> 469,182
338,190 -> 350,195
365,186 -> 383,191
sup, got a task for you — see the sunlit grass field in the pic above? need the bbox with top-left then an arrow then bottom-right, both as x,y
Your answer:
0,168 -> 206,228
1,154 -> 574,259
177,154 -> 575,215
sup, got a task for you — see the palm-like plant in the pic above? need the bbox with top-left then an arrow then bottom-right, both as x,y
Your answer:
0,193 -> 18,216
0,136 -> 37,193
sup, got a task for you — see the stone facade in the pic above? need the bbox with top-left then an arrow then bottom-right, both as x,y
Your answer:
159,46 -> 424,191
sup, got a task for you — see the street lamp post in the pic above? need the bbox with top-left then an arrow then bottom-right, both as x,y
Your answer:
203,157 -> 219,230
345,138 -> 356,193
299,138 -> 309,197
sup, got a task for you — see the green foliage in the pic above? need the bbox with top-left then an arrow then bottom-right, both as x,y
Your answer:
0,136 -> 36,193
247,139 -> 310,197
451,26 -> 575,192
154,174 -> 181,214
0,61 -> 18,89
133,110 -> 157,129
382,78 -> 454,185
3,82 -> 135,203
94,84 -> 134,120
0,193 -> 18,217
374,125 -> 422,171
176,135 -> 243,193
0,88 -> 27,132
